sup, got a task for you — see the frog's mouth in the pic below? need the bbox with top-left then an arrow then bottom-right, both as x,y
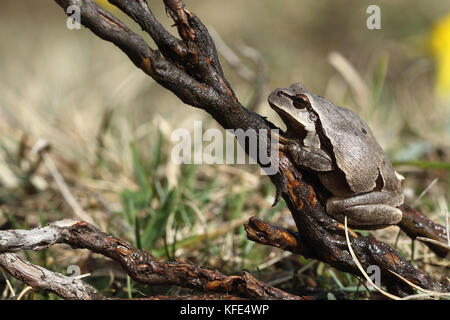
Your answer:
269,88 -> 322,149
272,106 -> 308,140
268,97 -> 308,142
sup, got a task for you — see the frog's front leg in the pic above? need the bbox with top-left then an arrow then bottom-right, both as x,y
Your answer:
326,192 -> 403,229
285,143 -> 333,172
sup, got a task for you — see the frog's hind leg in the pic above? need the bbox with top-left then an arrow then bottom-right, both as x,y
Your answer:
331,204 -> 402,230
326,192 -> 403,230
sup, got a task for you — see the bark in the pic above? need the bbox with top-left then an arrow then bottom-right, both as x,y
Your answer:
0,221 -> 303,300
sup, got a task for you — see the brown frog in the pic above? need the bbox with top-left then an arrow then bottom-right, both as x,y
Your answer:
269,83 -> 404,229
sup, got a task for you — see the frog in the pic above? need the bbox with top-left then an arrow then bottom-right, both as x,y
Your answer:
268,83 -> 404,230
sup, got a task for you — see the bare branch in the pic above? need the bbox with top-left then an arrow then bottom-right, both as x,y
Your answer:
163,0 -> 225,77
0,252 -> 102,300
245,215 -> 449,295
399,204 -> 449,258
108,0 -> 188,63
0,250 -> 247,300
244,217 -> 316,258
56,0 -> 222,111
0,221 -> 303,300
0,220 -> 74,252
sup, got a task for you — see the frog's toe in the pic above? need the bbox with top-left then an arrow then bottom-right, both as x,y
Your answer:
272,173 -> 287,207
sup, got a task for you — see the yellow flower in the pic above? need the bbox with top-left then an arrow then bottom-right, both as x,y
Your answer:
429,13 -> 450,96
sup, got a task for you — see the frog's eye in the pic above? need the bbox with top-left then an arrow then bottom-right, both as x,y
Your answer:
293,94 -> 310,109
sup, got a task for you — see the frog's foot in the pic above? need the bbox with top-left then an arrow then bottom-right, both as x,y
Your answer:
326,192 -> 403,230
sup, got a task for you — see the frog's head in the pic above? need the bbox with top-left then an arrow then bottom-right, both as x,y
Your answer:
268,83 -> 319,145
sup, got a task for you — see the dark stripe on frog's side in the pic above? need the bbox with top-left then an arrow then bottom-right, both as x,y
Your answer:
308,93 -> 388,193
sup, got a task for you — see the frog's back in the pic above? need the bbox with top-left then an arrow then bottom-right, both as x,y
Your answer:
311,94 -> 399,194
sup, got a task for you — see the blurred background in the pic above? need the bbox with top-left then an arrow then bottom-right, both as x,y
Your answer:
0,0 -> 448,299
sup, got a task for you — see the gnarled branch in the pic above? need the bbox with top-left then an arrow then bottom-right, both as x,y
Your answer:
245,216 -> 448,295
0,252 -> 102,300
0,220 -> 302,300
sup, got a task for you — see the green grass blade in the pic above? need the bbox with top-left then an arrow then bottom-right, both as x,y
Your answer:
142,189 -> 179,250
371,53 -> 389,108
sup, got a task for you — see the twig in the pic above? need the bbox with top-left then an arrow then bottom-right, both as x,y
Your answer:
388,270 -> 450,299
244,216 -> 316,258
0,220 -> 303,300
416,237 -> 450,253
0,219 -> 75,252
413,178 -> 438,206
399,204 -> 449,258
0,252 -> 103,300
245,216 -> 449,295
31,139 -> 96,226
208,26 -> 255,81
0,250 -> 251,300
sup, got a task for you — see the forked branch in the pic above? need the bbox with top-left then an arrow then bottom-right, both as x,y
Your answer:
0,220 -> 302,300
